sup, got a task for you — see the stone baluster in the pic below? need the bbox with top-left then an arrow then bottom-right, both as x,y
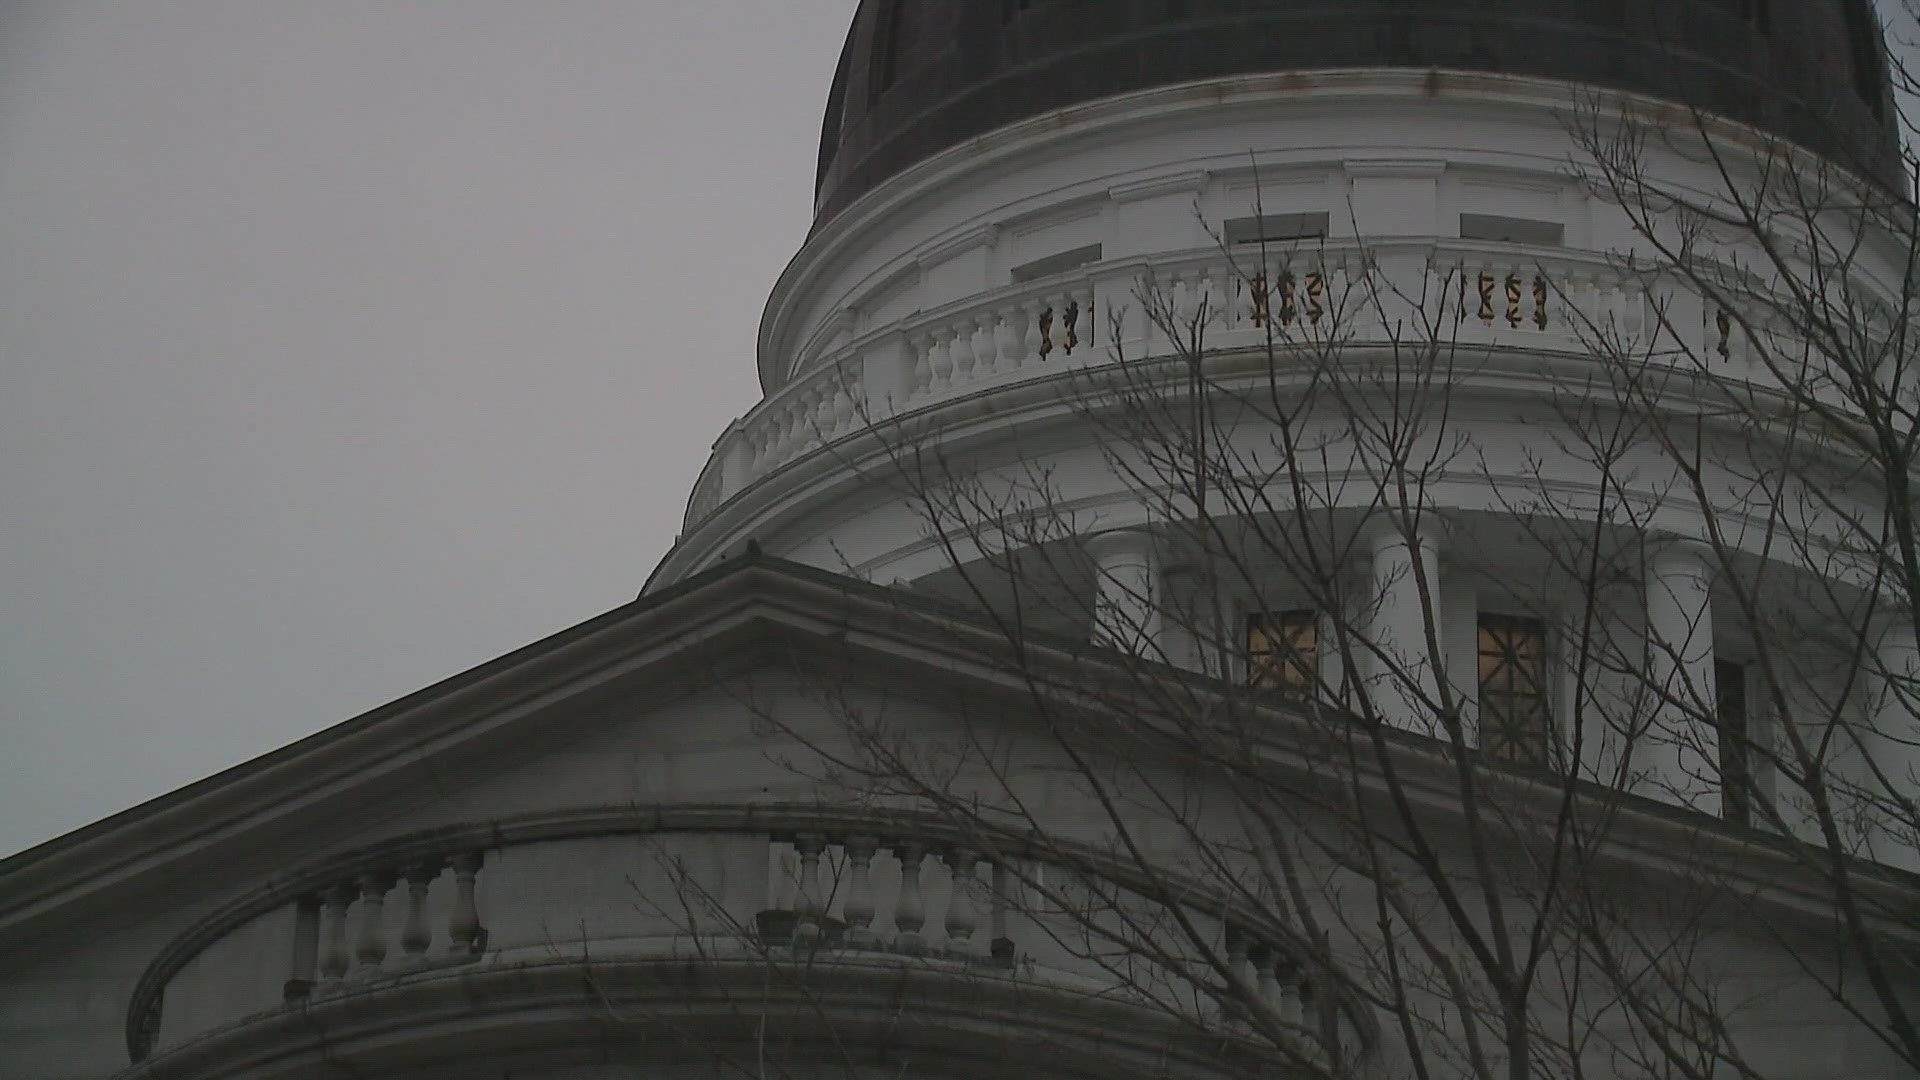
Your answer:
811,383 -> 833,442
993,309 -> 1021,372
1168,271 -> 1192,331
1214,262 -> 1238,330
973,315 -> 997,381
759,407 -> 783,469
824,380 -> 846,439
446,851 -> 485,957
1022,300 -> 1046,365
843,835 -> 879,948
926,328 -> 953,393
954,317 -> 978,384
353,868 -> 396,976
283,893 -> 322,1002
792,832 -> 827,947
822,380 -> 845,438
942,849 -> 981,956
1299,978 -> 1323,1046
796,392 -> 817,448
399,860 -> 440,962
791,391 -> 813,452
783,400 -> 804,461
749,424 -> 773,475
1071,285 -> 1094,352
1268,952 -> 1302,1026
989,860 -> 1014,963
894,844 -> 927,954
1223,925 -> 1251,1020
765,406 -> 789,469
946,322 -> 973,389
319,882 -> 358,983
840,373 -> 862,433
795,392 -> 818,452
904,331 -> 931,399
1252,944 -> 1278,1010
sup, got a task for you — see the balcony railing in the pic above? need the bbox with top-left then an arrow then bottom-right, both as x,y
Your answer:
685,242 -> 1769,533
125,805 -> 1367,1071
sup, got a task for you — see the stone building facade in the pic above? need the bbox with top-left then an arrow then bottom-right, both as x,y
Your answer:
4,3 -> 1917,1078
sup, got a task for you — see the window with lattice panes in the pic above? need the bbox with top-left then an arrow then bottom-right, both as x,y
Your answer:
1479,614 -> 1552,765
1248,610 -> 1317,693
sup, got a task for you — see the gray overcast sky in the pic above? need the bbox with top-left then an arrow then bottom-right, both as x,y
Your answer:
0,2 -> 858,856
3,4 -> 1915,860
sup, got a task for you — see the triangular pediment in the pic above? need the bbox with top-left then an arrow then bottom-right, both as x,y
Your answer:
0,555 -> 1045,944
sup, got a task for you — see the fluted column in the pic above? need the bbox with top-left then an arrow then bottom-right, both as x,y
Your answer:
1643,540 -> 1719,814
1367,525 -> 1443,732
1086,529 -> 1161,657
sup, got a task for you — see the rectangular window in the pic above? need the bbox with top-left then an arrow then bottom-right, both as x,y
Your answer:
1459,213 -> 1565,246
1248,610 -> 1317,692
1010,243 -> 1103,284
1717,658 -> 1754,826
1223,212 -> 1330,246
1479,614 -> 1552,765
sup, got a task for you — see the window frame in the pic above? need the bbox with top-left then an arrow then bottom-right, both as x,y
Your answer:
1477,612 -> 1555,767
1247,609 -> 1319,694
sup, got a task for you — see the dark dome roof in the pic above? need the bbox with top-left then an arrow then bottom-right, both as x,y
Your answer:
815,0 -> 1900,226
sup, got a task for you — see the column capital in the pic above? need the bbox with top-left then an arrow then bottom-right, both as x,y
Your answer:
1358,517 -> 1442,558
1646,534 -> 1718,574
1084,527 -> 1158,566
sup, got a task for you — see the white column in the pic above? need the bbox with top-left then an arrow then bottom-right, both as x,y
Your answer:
1642,541 -> 1719,815
1086,529 -> 1161,657
1367,526 -> 1442,732
1867,621 -> 1920,869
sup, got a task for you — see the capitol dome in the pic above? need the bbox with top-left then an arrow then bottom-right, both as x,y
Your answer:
815,0 -> 1901,225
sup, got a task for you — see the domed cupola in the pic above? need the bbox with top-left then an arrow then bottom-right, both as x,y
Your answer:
815,0 -> 1901,228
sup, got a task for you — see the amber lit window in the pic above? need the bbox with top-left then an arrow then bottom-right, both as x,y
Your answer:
1717,659 -> 1754,825
1479,614 -> 1552,765
1248,610 -> 1317,692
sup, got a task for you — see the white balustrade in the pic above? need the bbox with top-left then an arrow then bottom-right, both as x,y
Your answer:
136,820 -> 1359,1070
683,243 -> 1765,533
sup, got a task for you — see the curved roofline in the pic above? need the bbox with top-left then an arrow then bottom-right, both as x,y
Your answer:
759,68 -> 1908,395
813,0 -> 1900,229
